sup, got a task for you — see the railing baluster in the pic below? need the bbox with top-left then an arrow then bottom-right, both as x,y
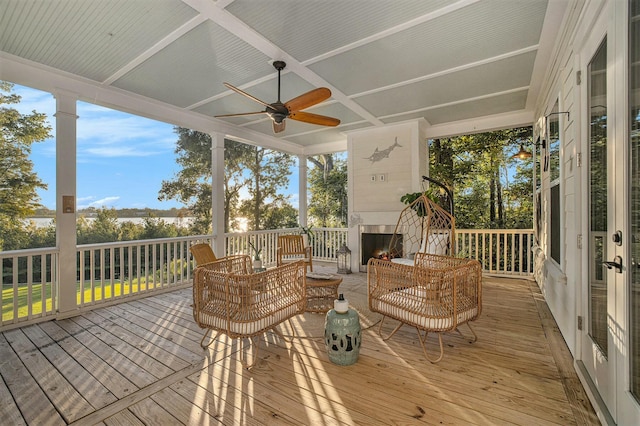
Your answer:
12,256 -> 19,321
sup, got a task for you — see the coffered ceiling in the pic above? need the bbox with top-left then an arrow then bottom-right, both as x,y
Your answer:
0,0 -> 568,154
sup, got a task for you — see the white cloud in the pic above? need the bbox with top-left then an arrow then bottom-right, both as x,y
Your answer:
290,193 -> 299,209
77,196 -> 121,209
74,101 -> 176,158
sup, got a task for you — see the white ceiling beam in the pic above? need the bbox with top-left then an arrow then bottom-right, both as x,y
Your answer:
351,46 -> 538,99
181,0 -> 382,127
525,0 -> 570,111
0,52 -> 303,155
102,15 -> 207,85
302,0 -> 480,66
379,86 -> 530,121
424,110 -> 534,139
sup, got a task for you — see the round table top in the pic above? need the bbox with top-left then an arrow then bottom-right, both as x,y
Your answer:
305,273 -> 343,287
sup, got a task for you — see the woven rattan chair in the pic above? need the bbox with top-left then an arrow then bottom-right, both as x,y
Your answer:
368,252 -> 482,363
190,243 -> 216,266
193,255 -> 307,368
277,235 -> 313,272
389,193 -> 455,265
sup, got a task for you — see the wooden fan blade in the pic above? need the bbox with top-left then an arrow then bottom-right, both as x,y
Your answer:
285,88 -> 331,112
214,111 -> 266,118
223,82 -> 272,109
289,111 -> 340,127
273,120 -> 286,133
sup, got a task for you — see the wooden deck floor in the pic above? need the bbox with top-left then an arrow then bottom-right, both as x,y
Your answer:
0,266 -> 600,425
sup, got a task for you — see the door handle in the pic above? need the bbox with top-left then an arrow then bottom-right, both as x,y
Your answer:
603,255 -> 623,273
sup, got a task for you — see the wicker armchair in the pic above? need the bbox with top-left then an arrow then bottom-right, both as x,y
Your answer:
193,255 -> 306,368
190,243 -> 216,266
277,235 -> 313,272
368,252 -> 482,363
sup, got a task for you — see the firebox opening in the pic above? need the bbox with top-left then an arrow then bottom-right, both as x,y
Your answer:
361,233 -> 402,265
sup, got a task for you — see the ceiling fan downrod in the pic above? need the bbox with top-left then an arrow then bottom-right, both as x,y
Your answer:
273,60 -> 286,103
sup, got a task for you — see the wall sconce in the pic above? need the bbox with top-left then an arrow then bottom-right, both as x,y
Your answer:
511,137 -> 546,160
513,144 -> 533,160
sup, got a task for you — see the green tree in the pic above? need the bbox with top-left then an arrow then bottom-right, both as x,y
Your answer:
77,208 -> 120,244
119,220 -> 144,241
261,200 -> 298,230
0,81 -> 52,250
159,129 -> 255,233
159,128 -> 213,234
428,127 -> 533,229
139,215 -> 180,240
307,153 -> 347,227
237,146 -> 295,230
222,140 -> 255,232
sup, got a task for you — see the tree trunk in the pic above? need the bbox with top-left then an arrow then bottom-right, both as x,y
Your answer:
496,170 -> 504,227
489,177 -> 496,225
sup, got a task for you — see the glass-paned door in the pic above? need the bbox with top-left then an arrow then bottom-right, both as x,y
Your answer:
582,29 -> 616,417
589,39 -> 609,356
629,0 -> 640,406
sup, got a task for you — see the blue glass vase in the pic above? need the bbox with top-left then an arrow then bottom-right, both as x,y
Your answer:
324,308 -> 361,365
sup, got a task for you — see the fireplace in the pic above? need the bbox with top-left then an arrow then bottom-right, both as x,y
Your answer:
359,225 -> 401,271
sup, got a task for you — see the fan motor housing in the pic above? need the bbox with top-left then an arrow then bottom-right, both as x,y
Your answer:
266,102 -> 288,123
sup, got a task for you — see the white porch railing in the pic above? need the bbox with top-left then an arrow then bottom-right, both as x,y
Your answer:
455,229 -> 534,276
1,227 -> 531,330
225,227 -> 348,266
75,235 -> 211,309
1,247 -> 58,329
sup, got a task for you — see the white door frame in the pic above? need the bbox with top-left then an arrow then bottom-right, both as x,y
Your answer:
577,3 -> 617,422
614,0 -> 640,422
575,1 -> 640,423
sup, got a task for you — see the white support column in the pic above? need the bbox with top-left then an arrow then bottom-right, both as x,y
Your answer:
298,154 -> 308,228
54,91 -> 78,318
211,132 -> 226,257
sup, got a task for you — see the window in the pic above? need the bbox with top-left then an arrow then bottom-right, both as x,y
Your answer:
550,185 -> 561,263
548,100 -> 562,265
549,102 -> 561,181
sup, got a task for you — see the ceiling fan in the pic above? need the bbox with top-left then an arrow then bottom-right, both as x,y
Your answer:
215,61 -> 340,134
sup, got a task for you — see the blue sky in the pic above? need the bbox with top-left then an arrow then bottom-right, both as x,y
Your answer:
12,84 -> 299,211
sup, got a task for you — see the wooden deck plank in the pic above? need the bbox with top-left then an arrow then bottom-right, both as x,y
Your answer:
102,410 -> 145,426
79,310 -> 189,374
3,328 -> 94,423
133,295 -> 217,341
0,331 -> 65,425
0,273 -> 600,426
0,361 -> 27,426
255,339 -> 507,425
88,305 -> 203,365
21,324 -> 118,410
70,313 -> 179,379
261,328 -> 574,425
56,318 -> 157,389
38,320 -> 138,399
96,302 -> 209,358
149,386 -> 219,425
170,373 -> 299,426
528,280 -> 600,425
127,397 -> 183,425
188,355 -> 378,426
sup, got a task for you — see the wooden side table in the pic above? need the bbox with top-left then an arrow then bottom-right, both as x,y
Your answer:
305,274 -> 343,313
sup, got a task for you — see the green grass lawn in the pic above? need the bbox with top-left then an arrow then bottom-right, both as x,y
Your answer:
2,277 -> 162,322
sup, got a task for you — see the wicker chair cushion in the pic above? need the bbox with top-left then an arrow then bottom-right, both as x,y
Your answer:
419,231 -> 450,255
374,287 -> 477,331
197,293 -> 301,336
391,258 -> 414,266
